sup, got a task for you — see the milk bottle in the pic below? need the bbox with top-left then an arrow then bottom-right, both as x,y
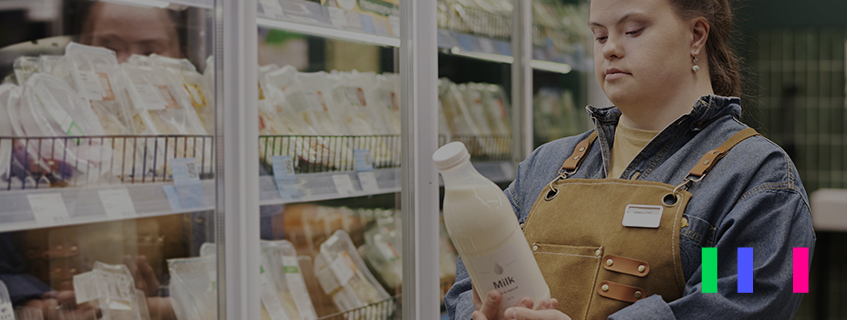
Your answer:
434,142 -> 550,320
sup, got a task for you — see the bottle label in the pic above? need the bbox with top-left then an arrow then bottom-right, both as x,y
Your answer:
466,242 -> 536,309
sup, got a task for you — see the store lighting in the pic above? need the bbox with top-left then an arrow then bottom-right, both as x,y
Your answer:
257,18 -> 401,47
530,60 -> 573,74
102,0 -> 171,8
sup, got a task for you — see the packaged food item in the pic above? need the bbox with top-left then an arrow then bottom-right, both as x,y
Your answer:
168,255 -> 217,320
262,240 -> 319,320
38,55 -> 75,87
458,83 -> 494,135
331,71 -> 383,136
17,73 -> 111,186
65,43 -> 135,133
127,54 -> 153,66
72,262 -> 150,320
438,79 -> 482,136
122,63 -> 211,177
480,84 -> 511,136
13,56 -> 39,86
0,84 -> 17,184
314,230 -> 392,317
373,74 -> 401,135
321,0 -> 400,35
434,142 -> 550,318
358,224 -> 402,291
150,54 -> 214,134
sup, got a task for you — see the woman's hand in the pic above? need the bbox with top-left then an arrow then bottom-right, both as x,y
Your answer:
471,284 -> 551,320
124,254 -> 160,297
503,298 -> 571,320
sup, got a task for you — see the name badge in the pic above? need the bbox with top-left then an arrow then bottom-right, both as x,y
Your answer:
622,204 -> 663,228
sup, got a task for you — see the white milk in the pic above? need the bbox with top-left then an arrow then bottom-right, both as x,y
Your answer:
434,142 -> 549,320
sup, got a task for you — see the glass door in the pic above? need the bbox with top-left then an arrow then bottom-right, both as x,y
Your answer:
0,0 -> 221,319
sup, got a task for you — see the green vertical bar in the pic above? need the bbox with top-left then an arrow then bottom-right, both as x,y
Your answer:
702,247 -> 718,293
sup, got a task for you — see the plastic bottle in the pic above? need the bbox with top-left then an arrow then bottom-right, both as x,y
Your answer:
433,142 -> 549,320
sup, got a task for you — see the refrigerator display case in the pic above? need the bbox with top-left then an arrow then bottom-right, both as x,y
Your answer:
0,0 -> 224,319
0,0 -> 592,318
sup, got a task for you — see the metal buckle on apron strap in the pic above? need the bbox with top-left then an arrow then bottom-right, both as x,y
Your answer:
547,131 -> 600,201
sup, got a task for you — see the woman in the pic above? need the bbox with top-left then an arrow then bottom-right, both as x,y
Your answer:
444,0 -> 815,319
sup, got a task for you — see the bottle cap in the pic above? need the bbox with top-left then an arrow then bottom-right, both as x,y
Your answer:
433,142 -> 471,171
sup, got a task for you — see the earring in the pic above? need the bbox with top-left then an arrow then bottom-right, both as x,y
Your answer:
692,56 -> 700,72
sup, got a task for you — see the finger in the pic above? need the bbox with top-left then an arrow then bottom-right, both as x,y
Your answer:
518,297 -> 534,309
550,299 -> 558,310
480,290 -> 501,320
472,311 -> 489,320
138,255 -> 161,296
533,299 -> 550,311
54,290 -> 78,309
472,284 -> 482,310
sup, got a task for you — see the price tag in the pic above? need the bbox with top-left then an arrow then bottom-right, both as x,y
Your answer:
99,189 -> 137,219
479,38 -> 495,54
353,149 -> 373,172
358,13 -> 377,34
327,7 -> 348,28
28,193 -> 70,225
271,155 -> 301,200
171,158 -> 200,185
164,182 -> 207,213
332,174 -> 356,196
357,172 -> 380,194
260,0 -> 285,19
456,34 -> 474,52
135,84 -> 167,110
329,255 -> 355,286
78,70 -> 105,101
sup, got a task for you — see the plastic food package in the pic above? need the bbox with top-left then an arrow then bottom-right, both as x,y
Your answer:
438,79 -> 482,136
359,224 -> 402,290
374,74 -> 401,135
72,262 -> 150,320
168,255 -> 217,320
262,240 -> 319,320
0,280 -> 12,320
122,63 -> 211,177
151,55 -> 215,134
314,230 -> 392,318
17,73 -> 111,186
0,84 -> 18,183
66,43 -> 139,180
38,55 -> 75,87
13,56 -> 40,86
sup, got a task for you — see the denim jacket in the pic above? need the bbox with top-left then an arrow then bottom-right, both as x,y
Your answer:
445,95 -> 816,320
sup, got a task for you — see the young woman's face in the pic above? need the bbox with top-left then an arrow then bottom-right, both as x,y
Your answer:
84,2 -> 181,63
589,0 -> 694,107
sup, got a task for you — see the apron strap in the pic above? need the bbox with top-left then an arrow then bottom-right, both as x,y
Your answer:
561,131 -> 599,172
688,128 -> 760,179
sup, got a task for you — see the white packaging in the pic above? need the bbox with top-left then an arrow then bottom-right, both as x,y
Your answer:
72,262 -> 149,320
0,84 -> 18,184
315,230 -> 392,317
153,55 -> 214,134
434,142 -> 550,319
263,240 -> 319,320
168,255 -> 218,320
13,57 -> 39,86
17,73 -> 111,185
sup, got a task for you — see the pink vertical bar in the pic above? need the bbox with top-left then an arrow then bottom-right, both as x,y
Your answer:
793,247 -> 809,293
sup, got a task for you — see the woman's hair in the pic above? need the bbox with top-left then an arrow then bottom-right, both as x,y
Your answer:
669,0 -> 741,97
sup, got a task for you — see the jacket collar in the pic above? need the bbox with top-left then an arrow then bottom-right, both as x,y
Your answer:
585,94 -> 742,130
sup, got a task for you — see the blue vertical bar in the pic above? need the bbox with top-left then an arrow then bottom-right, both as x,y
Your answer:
738,247 -> 753,293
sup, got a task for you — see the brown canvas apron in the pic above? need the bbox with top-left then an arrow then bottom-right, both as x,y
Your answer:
522,128 -> 759,320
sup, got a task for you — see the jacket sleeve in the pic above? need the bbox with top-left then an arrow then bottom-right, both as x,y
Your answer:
608,188 -> 815,320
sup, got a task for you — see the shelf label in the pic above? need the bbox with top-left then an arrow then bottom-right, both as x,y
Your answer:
332,174 -> 356,196
358,13 -> 377,34
456,34 -> 474,52
99,189 -> 137,219
165,158 -> 206,212
327,7 -> 348,28
260,0 -> 285,19
171,158 -> 200,185
353,149 -> 373,172
357,171 -> 380,194
271,155 -> 301,200
479,38 -> 495,54
28,193 -> 70,225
